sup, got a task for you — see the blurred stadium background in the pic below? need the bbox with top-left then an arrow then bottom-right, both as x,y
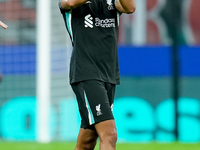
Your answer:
0,0 -> 200,148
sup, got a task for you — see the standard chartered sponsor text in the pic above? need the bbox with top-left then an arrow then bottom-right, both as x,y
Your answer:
95,18 -> 115,28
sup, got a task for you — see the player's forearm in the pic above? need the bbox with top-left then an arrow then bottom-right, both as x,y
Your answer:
118,0 -> 136,14
61,0 -> 89,10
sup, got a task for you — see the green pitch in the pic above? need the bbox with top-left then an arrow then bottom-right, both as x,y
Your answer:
0,141 -> 199,150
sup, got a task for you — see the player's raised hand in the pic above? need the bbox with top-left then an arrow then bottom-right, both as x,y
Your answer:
0,21 -> 8,29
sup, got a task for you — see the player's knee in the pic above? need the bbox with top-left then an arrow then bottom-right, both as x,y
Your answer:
101,129 -> 117,147
75,141 -> 96,150
109,130 -> 118,146
83,142 -> 96,150
83,136 -> 97,150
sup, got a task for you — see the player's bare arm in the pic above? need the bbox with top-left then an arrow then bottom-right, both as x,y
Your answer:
61,0 -> 90,10
116,0 -> 136,14
0,21 -> 8,29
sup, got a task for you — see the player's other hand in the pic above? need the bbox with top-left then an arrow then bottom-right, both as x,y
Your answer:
0,21 -> 8,29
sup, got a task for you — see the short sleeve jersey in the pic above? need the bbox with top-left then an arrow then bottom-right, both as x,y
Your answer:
59,0 -> 120,85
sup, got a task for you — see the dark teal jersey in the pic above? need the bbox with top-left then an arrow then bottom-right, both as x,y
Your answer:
59,0 -> 120,85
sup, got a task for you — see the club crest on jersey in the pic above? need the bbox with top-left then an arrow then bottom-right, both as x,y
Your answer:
96,104 -> 103,116
106,0 -> 114,10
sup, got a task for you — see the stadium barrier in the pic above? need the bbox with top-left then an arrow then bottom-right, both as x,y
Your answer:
0,96 -> 199,142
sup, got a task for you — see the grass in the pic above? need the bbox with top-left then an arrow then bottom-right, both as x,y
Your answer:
0,141 -> 199,150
